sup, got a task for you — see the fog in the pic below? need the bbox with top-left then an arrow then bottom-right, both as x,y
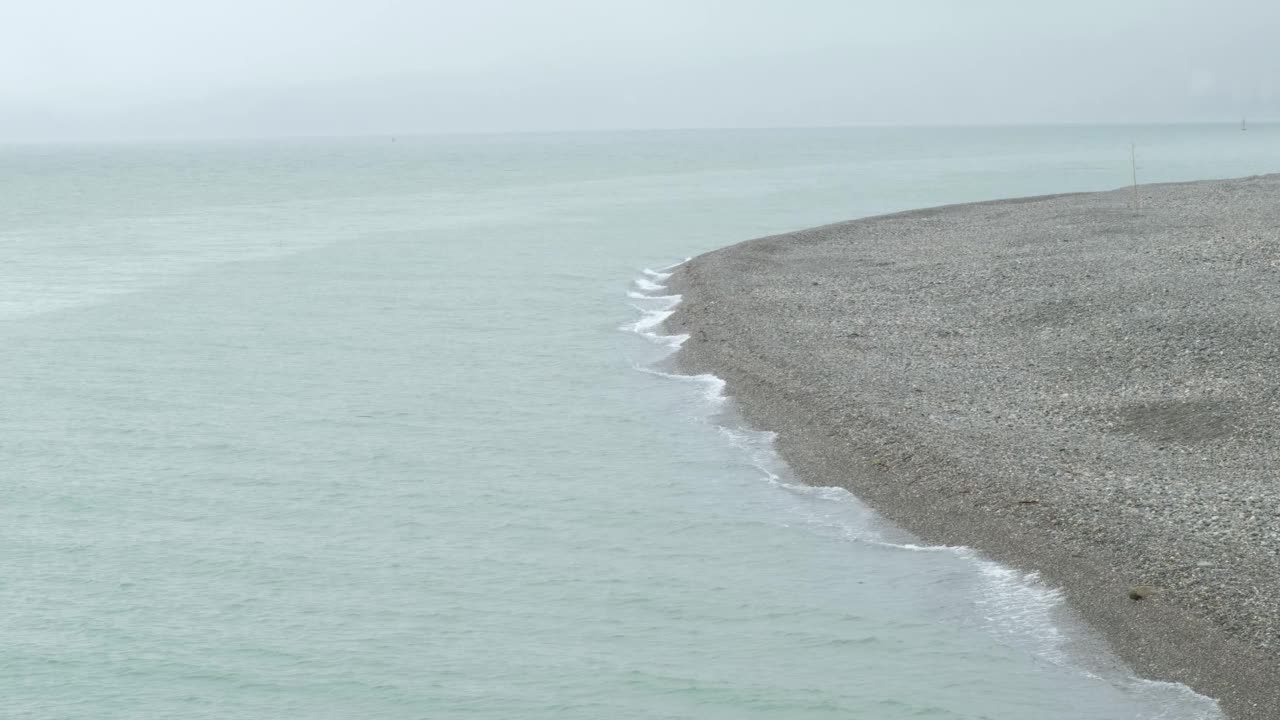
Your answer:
4,0 -> 1278,140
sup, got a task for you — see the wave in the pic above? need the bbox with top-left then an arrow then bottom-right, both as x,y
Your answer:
634,366 -> 727,405
627,291 -> 682,305
621,265 -> 691,350
633,277 -> 668,292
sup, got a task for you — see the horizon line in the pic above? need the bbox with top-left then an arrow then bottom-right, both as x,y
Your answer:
2,119 -> 1274,147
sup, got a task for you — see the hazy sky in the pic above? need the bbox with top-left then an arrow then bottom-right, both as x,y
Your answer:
4,0 -> 1279,139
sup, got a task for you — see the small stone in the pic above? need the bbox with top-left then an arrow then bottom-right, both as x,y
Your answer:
1128,584 -> 1159,601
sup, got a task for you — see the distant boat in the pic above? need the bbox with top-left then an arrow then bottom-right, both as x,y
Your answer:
1241,118 -> 1247,131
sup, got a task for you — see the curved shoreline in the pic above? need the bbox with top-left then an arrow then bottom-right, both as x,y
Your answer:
667,175 -> 1280,719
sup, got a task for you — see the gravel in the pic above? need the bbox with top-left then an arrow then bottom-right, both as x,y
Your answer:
668,175 -> 1280,720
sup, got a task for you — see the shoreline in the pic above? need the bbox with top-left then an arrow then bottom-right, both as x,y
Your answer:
667,175 -> 1280,719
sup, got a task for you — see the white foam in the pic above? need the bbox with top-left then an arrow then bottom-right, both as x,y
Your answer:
635,366 -> 727,404
751,468 -> 1221,718
633,277 -> 667,292
970,557 -> 1069,662
629,308 -> 674,333
1123,678 -> 1223,719
716,426 -> 785,481
627,290 -> 682,306
716,416 -> 1222,719
622,265 -> 691,351
623,320 -> 689,350
741,444 -> 1072,662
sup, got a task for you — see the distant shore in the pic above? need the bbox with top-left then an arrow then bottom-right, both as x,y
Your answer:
668,175 -> 1280,720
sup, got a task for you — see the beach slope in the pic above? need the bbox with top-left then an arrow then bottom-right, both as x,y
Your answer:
668,175 -> 1280,719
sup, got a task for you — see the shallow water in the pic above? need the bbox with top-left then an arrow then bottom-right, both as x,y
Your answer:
3,125 -> 1277,718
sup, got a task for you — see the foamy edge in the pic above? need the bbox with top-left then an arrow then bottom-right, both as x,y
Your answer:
621,259 -> 1223,719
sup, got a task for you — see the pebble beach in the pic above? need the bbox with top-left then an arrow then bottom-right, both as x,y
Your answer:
669,174 -> 1280,720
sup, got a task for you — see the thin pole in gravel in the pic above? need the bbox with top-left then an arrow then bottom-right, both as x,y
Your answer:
1130,142 -> 1140,209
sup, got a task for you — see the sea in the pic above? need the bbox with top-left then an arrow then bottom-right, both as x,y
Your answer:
2,125 -> 1276,719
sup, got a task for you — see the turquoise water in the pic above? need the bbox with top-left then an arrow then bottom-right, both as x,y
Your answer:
3,125 -> 1277,719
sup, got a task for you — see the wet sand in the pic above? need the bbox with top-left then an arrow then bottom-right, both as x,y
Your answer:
668,175 -> 1280,719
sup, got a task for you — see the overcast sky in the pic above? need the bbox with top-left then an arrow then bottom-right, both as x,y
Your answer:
3,0 -> 1278,140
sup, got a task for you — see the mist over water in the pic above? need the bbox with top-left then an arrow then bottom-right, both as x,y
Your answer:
3,125 -> 1275,718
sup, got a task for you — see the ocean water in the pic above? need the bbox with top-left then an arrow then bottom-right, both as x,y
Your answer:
3,125 -> 1277,719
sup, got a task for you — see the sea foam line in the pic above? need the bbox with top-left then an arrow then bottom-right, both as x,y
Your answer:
622,261 -> 691,350
627,290 -> 682,305
620,260 -> 1223,718
633,277 -> 668,292
634,365 -> 727,404
708,396 -> 1076,662
623,261 -> 1071,638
